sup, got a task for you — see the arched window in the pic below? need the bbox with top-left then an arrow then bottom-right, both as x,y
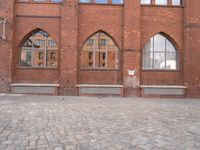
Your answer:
20,30 -> 58,68
81,31 -> 119,69
143,34 -> 178,70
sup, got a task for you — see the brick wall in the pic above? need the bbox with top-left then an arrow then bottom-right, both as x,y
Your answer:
0,0 -> 14,93
184,0 -> 200,97
0,0 -> 199,97
59,0 -> 78,95
13,3 -> 61,86
141,6 -> 184,86
123,0 -> 141,96
78,4 -> 123,86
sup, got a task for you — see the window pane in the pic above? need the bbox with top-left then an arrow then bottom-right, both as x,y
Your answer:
143,52 -> 153,69
143,38 -> 153,52
166,52 -> 177,69
33,0 -> 46,2
79,0 -> 91,3
141,0 -> 151,4
107,51 -> 118,69
100,39 -> 107,47
47,50 -> 58,68
51,0 -> 62,2
112,0 -> 123,4
95,51 -> 106,68
166,40 -> 176,52
32,49 -> 45,67
47,37 -> 57,48
21,49 -> 32,67
95,0 -> 108,4
81,51 -> 93,68
154,34 -> 166,52
154,52 -> 165,69
172,0 -> 181,6
23,36 -> 33,47
155,0 -> 167,5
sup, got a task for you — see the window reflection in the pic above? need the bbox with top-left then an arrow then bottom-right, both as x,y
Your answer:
81,32 -> 119,69
20,30 -> 58,68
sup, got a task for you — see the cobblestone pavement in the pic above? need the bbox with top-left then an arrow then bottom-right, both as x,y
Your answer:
0,95 -> 200,150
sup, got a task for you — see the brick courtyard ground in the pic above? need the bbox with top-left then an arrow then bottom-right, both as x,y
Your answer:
0,94 -> 200,150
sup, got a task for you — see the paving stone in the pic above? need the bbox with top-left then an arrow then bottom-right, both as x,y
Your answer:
0,95 -> 200,150
54,146 -> 64,150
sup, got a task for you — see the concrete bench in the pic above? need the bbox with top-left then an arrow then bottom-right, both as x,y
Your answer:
76,84 -> 124,96
140,85 -> 187,96
10,83 -> 59,94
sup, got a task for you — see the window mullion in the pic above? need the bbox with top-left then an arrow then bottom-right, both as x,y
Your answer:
115,48 -> 118,69
44,36 -> 47,67
165,38 -> 167,69
152,37 -> 155,69
31,33 -> 34,67
105,39 -> 108,68
93,40 -> 95,68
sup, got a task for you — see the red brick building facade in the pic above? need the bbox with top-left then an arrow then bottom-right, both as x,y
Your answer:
0,0 -> 199,97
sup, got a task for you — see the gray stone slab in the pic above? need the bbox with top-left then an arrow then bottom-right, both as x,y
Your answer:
12,86 -> 56,94
143,88 -> 185,95
80,87 -> 121,94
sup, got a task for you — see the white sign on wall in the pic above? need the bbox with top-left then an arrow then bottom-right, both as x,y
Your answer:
128,69 -> 135,76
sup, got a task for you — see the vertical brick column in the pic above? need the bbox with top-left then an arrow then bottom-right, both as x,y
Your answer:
0,0 -> 14,93
184,0 -> 200,97
168,0 -> 172,5
60,0 -> 78,95
123,0 -> 141,96
108,0 -> 112,4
